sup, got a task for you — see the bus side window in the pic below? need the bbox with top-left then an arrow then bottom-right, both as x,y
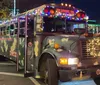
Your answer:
3,27 -> 6,35
15,23 -> 18,34
10,24 -> 14,35
5,26 -> 7,35
0,28 -> 1,35
20,22 -> 25,35
99,27 -> 100,33
1,28 -> 3,35
7,26 -> 10,35
27,19 -> 34,36
1,27 -> 6,36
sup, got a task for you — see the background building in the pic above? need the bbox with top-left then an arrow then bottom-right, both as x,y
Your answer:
88,20 -> 100,34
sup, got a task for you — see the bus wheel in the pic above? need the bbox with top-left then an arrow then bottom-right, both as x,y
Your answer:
44,58 -> 58,85
93,77 -> 100,85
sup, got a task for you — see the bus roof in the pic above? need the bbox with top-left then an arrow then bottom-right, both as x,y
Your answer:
0,3 -> 88,26
16,3 -> 88,19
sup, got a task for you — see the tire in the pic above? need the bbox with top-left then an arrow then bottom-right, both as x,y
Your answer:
47,59 -> 58,85
40,58 -> 58,85
94,77 -> 100,85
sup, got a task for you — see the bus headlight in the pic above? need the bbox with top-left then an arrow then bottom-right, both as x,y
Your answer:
68,58 -> 79,65
59,57 -> 79,65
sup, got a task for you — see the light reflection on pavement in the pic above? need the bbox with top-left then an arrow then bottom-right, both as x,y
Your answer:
59,79 -> 96,85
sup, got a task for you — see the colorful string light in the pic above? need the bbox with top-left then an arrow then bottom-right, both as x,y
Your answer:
0,3 -> 88,25
87,37 -> 100,57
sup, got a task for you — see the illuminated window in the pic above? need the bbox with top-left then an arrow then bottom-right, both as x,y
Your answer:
73,24 -> 85,28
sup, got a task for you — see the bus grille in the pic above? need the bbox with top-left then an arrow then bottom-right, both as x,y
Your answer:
81,40 -> 93,58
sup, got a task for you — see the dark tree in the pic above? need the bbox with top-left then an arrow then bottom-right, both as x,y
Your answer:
0,0 -> 13,9
0,0 -> 13,19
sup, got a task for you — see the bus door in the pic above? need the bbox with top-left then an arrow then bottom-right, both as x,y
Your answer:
25,15 -> 43,77
24,15 -> 35,77
23,14 -> 43,77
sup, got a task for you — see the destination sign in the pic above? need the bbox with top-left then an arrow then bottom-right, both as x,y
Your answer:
56,8 -> 75,16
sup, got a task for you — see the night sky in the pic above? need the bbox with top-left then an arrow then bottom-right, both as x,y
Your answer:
17,0 -> 100,20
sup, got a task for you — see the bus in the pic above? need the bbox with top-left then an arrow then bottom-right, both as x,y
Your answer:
0,3 -> 100,85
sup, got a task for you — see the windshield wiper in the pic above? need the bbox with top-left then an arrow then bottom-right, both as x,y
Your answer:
69,35 -> 80,53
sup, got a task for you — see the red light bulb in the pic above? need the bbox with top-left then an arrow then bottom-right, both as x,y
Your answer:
44,8 -> 49,13
81,14 -> 85,18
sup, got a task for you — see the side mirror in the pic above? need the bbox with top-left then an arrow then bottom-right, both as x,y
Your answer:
74,28 -> 86,35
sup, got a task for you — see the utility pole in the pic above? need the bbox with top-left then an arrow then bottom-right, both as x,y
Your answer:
14,0 -> 16,16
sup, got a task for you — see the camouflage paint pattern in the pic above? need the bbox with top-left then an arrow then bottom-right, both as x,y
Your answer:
0,35 -> 25,66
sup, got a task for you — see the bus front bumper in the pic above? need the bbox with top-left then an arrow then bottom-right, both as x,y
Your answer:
59,65 -> 100,82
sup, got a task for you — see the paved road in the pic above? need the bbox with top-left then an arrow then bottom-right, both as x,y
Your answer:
0,60 -> 98,85
0,62 -> 17,73
0,61 -> 37,85
0,74 -> 35,85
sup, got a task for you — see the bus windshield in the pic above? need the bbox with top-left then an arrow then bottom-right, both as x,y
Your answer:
43,17 -> 86,34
